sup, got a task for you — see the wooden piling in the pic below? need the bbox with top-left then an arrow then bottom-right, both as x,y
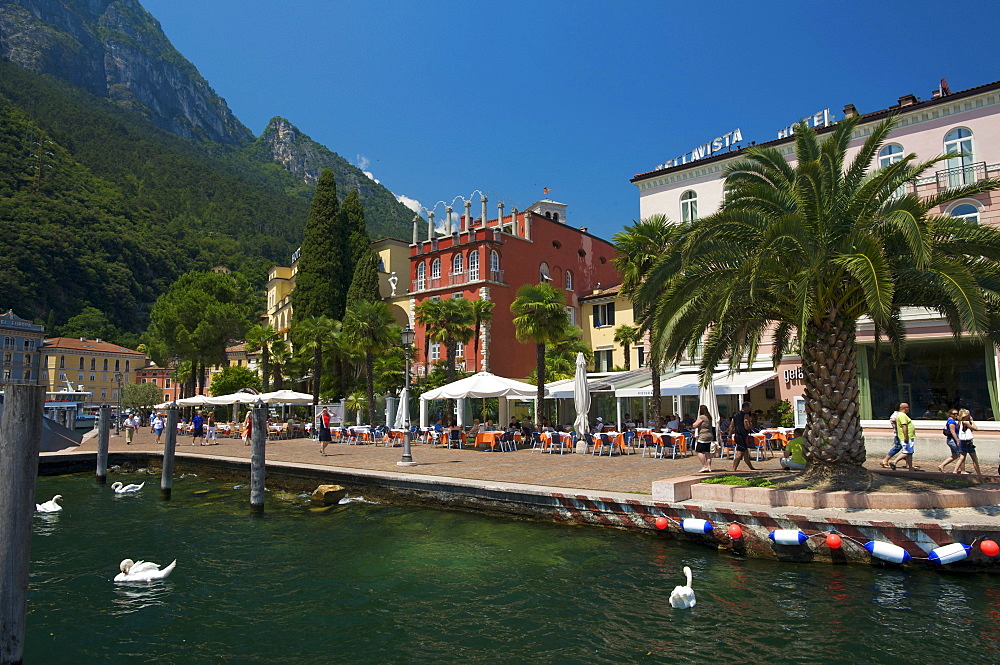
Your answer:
250,403 -> 267,514
160,405 -> 178,500
96,404 -> 110,484
0,384 -> 45,665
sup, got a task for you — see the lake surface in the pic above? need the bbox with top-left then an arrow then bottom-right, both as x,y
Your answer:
26,472 -> 1000,664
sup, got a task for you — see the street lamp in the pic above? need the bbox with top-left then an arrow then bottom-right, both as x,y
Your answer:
114,371 -> 123,436
398,326 -> 416,466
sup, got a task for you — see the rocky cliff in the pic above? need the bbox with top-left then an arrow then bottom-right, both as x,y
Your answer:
0,0 -> 251,144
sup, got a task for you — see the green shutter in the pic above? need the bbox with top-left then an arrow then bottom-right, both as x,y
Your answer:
857,345 -> 872,420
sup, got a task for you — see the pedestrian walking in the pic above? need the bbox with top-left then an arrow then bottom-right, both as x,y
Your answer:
124,413 -> 136,445
888,403 -> 915,470
879,404 -> 903,468
152,413 -> 164,444
691,405 -> 714,473
938,409 -> 962,473
954,408 -> 983,480
318,407 -> 334,455
729,401 -> 756,472
206,413 -> 217,444
192,411 -> 205,446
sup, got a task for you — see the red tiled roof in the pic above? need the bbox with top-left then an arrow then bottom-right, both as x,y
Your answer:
579,284 -> 623,301
42,337 -> 145,355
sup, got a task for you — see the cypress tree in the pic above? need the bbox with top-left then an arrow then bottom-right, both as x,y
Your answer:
341,189 -> 372,295
292,169 -> 344,321
346,247 -> 382,304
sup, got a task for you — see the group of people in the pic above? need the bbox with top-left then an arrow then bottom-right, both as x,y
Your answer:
881,402 -> 985,478
142,410 -> 218,446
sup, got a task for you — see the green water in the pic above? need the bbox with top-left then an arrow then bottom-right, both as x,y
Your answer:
26,472 -> 1000,664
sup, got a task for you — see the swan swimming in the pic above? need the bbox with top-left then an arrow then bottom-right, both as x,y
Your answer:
111,481 -> 145,494
114,558 -> 177,583
35,495 -> 63,513
668,566 -> 696,609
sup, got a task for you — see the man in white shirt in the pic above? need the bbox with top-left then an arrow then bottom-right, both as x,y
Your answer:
667,415 -> 681,431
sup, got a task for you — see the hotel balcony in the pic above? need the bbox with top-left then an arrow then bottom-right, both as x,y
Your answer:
411,269 -> 504,295
935,162 -> 987,191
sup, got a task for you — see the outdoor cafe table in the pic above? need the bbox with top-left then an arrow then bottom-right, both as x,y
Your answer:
475,431 -> 522,450
645,431 -> 687,456
539,431 -> 571,452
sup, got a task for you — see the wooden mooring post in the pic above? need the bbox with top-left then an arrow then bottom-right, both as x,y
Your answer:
0,384 -> 45,665
160,404 -> 178,500
96,404 -> 110,484
250,402 -> 267,514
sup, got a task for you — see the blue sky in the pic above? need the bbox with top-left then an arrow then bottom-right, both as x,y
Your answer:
141,0 -> 1000,240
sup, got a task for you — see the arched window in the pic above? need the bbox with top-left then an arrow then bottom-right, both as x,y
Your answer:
565,270 -> 574,291
545,211 -> 551,218
431,258 -> 441,280
78,357 -> 84,370
949,201 -> 981,224
553,212 -> 560,222
879,144 -> 906,197
681,190 -> 698,222
539,262 -> 552,282
416,262 -> 426,290
90,358 -> 96,370
452,253 -> 463,275
945,128 -> 975,186
103,359 -> 108,371
115,359 -> 120,371
468,250 -> 480,280
490,250 -> 501,280
59,355 -> 65,369
125,360 -> 130,371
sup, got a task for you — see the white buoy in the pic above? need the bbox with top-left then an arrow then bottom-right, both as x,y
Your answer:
681,518 -> 713,534
864,540 -> 912,564
768,529 -> 808,546
928,543 -> 971,565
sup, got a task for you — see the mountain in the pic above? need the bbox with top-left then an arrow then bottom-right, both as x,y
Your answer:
0,0 -> 251,144
0,0 -> 420,332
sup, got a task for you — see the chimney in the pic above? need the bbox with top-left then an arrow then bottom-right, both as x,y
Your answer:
897,94 -> 918,107
592,282 -> 602,295
497,201 -> 504,230
842,103 -> 858,118
445,206 -> 453,235
427,211 -> 435,241
463,200 -> 471,232
511,207 -> 518,236
80,337 -> 86,341
480,195 -> 487,229
411,214 -> 420,245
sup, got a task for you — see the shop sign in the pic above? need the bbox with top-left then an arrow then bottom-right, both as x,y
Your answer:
783,367 -> 804,384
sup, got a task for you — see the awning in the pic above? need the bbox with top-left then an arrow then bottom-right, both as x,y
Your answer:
614,369 -> 777,398
544,368 -> 651,399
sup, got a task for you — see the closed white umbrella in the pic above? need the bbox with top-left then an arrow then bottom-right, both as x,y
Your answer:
394,387 -> 410,429
699,373 -> 720,439
572,353 -> 591,441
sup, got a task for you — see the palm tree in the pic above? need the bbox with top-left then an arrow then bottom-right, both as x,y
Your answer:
244,324 -> 281,392
471,299 -> 495,372
343,300 -> 398,426
414,298 -> 446,381
290,315 -> 339,411
637,114 -> 1000,487
613,324 -> 640,371
613,214 -> 689,425
540,324 -> 593,381
415,298 -> 475,382
511,283 -> 570,427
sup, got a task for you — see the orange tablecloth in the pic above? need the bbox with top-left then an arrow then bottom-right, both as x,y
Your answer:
652,432 -> 687,454
540,432 -> 570,451
759,430 -> 788,446
475,431 -> 522,450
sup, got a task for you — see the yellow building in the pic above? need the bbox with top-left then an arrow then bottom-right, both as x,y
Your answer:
40,337 -> 147,410
579,284 -> 644,372
265,261 -> 297,336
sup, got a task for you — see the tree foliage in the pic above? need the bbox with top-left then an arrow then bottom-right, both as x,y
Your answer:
292,170 -> 345,321
209,365 -> 262,397
121,381 -> 163,411
511,283 -> 569,425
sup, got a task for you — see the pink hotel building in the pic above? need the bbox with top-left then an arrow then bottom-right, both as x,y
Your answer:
632,78 -> 1000,431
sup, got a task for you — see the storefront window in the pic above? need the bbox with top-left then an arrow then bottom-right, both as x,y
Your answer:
864,340 -> 994,420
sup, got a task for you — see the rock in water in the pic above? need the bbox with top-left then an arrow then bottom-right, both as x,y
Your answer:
311,484 -> 346,506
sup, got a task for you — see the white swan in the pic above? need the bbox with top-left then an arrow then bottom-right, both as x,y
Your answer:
114,558 -> 177,583
668,566 -> 696,609
35,495 -> 63,513
111,481 -> 145,494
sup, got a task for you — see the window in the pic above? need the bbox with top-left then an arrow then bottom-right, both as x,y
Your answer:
452,253 -> 463,275
681,190 -> 698,222
430,343 -> 440,361
566,307 -> 576,326
565,270 -> 574,291
23,370 -> 30,381
100,390 -> 107,399
539,262 -> 552,282
151,378 -> 157,386
23,354 -> 29,365
115,359 -> 120,371
3,353 -> 9,363
2,369 -> 9,381
377,258 -> 386,272
77,372 -> 83,381
950,202 -> 981,224
23,339 -> 34,350
90,358 -> 96,370
59,355 -> 65,369
553,213 -> 559,222
165,379 -> 170,389
637,346 -> 646,368
452,292 -> 463,300
125,360 -> 130,371
431,258 -> 441,280
594,349 -> 614,372
416,263 -> 426,290
79,357 -> 84,370
3,337 -> 13,349
490,250 -> 501,280
103,359 -> 108,371
879,144 -> 906,197
593,303 -> 615,328
468,251 -> 480,280
945,128 -> 975,186
455,343 -> 464,358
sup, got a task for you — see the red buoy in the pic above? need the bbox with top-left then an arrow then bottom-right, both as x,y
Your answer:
727,523 -> 743,539
826,533 -> 843,550
981,539 -> 1000,557
655,516 -> 668,530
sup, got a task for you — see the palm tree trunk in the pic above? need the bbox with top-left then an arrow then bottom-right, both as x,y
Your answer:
312,341 -> 322,412
800,312 -> 868,486
365,352 -> 376,426
446,337 -> 456,383
262,348 -> 270,393
536,342 -> 546,427
473,322 -> 481,372
623,342 -> 631,371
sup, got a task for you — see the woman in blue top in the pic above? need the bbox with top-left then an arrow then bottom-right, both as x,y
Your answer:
938,409 -> 961,473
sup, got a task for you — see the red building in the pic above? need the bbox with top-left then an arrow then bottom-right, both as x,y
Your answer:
136,362 -> 181,404
408,199 -> 621,379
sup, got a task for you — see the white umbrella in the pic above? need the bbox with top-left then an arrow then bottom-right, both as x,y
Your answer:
572,353 -> 591,441
394,387 -> 410,429
255,390 -> 315,404
420,371 -> 542,400
699,373 -> 720,439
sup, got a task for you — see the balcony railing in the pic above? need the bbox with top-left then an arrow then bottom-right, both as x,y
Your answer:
936,162 -> 986,190
489,269 -> 504,283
